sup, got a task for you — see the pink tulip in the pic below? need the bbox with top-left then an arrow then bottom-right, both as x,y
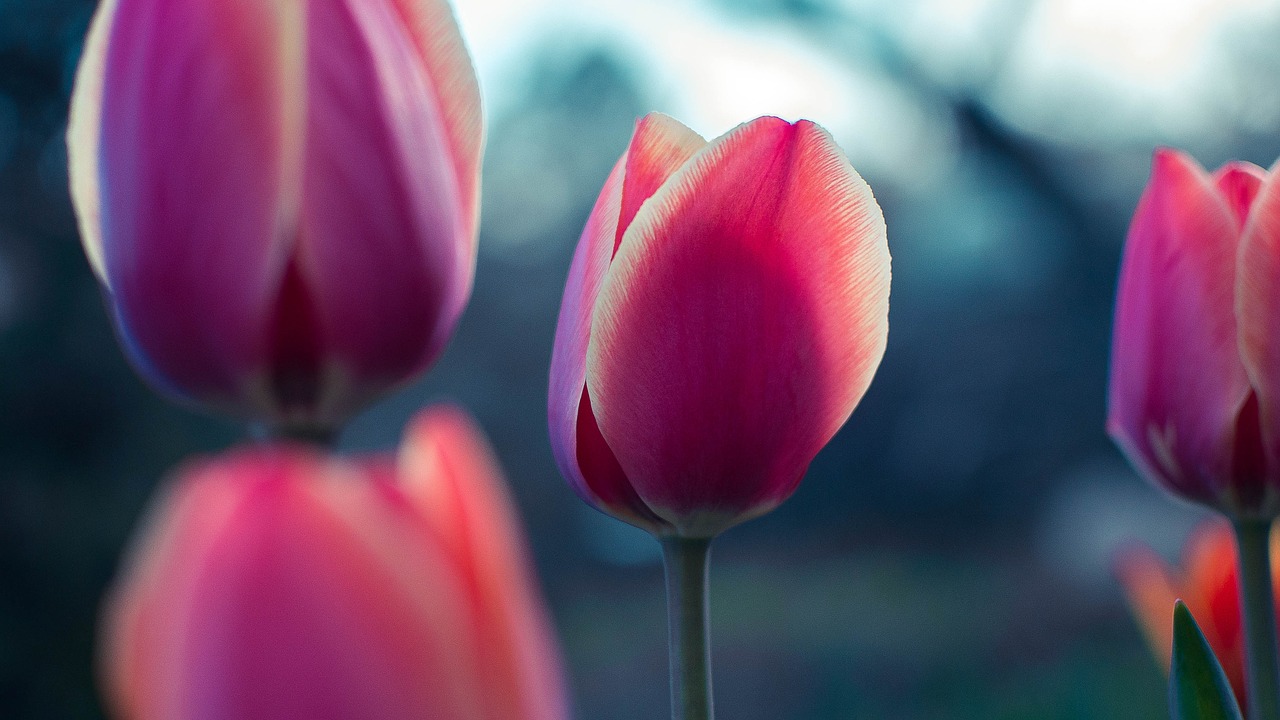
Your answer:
1109,148 -> 1280,517
66,0 -> 483,433
101,407 -> 568,720
548,113 -> 891,538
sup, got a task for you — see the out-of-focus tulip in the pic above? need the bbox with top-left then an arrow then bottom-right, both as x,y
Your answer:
548,113 -> 890,538
1118,520 -> 1280,711
101,407 -> 567,720
67,0 -> 482,434
1108,149 -> 1280,518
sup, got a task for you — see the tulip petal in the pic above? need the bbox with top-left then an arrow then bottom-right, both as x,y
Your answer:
389,0 -> 484,242
587,117 -> 890,537
1108,149 -> 1252,510
549,115 -> 705,533
295,0 -> 478,420
400,408 -> 569,720
66,0 -> 120,283
616,113 -> 707,247
1214,162 -> 1266,230
1115,544 -> 1181,671
97,0 -> 303,407
1237,159 -> 1280,512
101,458 -> 250,720
104,451 -> 489,720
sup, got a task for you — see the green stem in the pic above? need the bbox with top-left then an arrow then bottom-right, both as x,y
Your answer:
1234,518 -> 1280,720
661,536 -> 714,720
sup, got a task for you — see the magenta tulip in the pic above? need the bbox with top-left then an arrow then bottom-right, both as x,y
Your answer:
548,113 -> 891,539
1109,148 -> 1280,518
101,407 -> 568,720
67,0 -> 482,434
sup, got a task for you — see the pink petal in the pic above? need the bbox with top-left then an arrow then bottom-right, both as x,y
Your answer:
103,450 -> 490,720
399,407 -> 569,720
616,113 -> 706,248
101,457 -> 251,720
388,0 -> 484,244
296,0 -> 480,421
66,0 -> 121,283
587,117 -> 890,537
96,0 -> 303,408
1214,161 -> 1266,230
548,114 -> 704,533
1237,159 -> 1280,511
1108,148 -> 1252,508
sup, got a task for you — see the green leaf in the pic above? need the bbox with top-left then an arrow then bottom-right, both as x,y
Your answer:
1170,600 -> 1244,720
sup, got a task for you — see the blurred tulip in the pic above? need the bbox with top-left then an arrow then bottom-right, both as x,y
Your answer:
67,0 -> 482,434
1108,149 -> 1280,518
1118,520 -> 1280,712
101,407 -> 568,720
549,113 -> 890,538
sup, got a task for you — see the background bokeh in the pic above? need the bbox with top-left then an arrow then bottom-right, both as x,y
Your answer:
4,0 -> 1280,717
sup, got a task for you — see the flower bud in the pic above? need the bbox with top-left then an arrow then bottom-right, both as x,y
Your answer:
101,407 -> 567,720
1109,149 -> 1280,517
548,113 -> 890,538
67,0 -> 483,433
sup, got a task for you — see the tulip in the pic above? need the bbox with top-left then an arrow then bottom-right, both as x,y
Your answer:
101,407 -> 568,720
548,112 -> 889,720
1107,149 -> 1280,517
548,112 -> 890,540
66,0 -> 483,435
1118,520 -> 1280,713
1109,148 -> 1280,719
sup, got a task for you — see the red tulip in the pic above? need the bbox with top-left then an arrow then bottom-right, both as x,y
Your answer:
548,113 -> 891,538
101,407 -> 568,720
1108,149 -> 1280,517
1118,520 -> 1280,711
67,0 -> 482,433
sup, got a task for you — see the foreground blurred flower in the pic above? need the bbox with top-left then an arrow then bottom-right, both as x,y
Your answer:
548,113 -> 890,540
102,407 -> 567,720
1108,149 -> 1280,518
1118,520 -> 1280,713
67,0 -> 482,436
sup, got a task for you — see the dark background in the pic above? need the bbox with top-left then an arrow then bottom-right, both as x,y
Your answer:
4,0 -> 1280,717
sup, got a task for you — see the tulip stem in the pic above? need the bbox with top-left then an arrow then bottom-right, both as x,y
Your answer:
662,536 -> 714,720
1235,518 -> 1280,720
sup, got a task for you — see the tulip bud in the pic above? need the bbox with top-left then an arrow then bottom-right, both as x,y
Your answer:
548,113 -> 891,538
101,407 -> 568,720
1108,149 -> 1280,518
1117,520 -> 1280,713
67,0 -> 483,434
